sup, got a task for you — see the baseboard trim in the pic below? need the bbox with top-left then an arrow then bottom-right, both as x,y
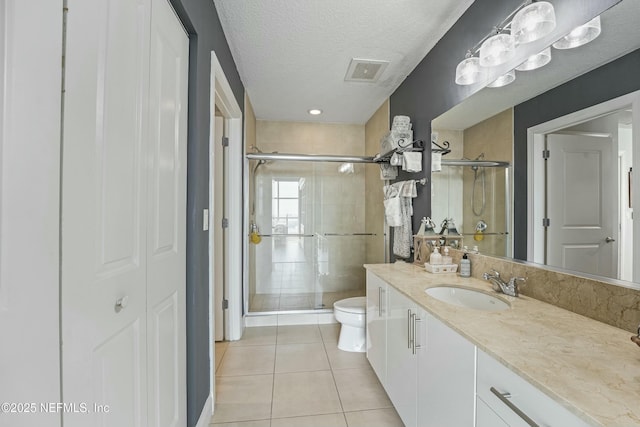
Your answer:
195,393 -> 213,427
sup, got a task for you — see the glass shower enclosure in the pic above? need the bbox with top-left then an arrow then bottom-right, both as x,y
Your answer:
246,153 -> 380,314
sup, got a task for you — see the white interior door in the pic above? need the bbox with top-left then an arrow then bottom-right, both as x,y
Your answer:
62,0 -> 188,425
546,132 -> 617,278
62,0 -> 151,425
146,0 -> 188,426
214,116 -> 225,341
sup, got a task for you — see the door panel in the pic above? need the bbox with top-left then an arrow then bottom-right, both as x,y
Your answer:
150,293 -> 180,426
546,133 -> 617,278
62,0 -> 150,425
93,320 -> 145,427
146,0 -> 188,425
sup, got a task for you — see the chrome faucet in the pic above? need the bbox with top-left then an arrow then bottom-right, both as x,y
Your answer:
483,269 -> 527,297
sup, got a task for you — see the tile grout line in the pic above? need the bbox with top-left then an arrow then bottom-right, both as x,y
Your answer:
322,328 -> 347,419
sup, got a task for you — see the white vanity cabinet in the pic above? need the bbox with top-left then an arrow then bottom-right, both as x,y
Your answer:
385,286 -> 419,427
476,350 -> 592,427
417,309 -> 476,426
365,271 -> 387,384
365,272 -> 593,427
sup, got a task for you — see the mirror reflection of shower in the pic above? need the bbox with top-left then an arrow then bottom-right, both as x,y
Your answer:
471,153 -> 486,216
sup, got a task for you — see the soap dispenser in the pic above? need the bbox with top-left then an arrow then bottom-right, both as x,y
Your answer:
442,247 -> 453,264
460,253 -> 471,277
430,247 -> 443,265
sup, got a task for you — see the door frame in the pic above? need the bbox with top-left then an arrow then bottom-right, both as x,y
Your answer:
207,50 -> 243,413
527,90 -> 640,277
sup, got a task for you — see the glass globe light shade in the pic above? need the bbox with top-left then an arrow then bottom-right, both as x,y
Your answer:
511,1 -> 556,45
515,47 -> 552,71
552,15 -> 601,49
487,70 -> 516,88
455,57 -> 485,85
479,33 -> 516,67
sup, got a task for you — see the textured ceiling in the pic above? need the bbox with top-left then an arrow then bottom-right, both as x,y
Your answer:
433,0 -> 640,130
214,0 -> 474,124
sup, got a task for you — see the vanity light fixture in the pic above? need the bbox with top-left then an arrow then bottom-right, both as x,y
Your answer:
308,109 -> 323,115
455,0 -> 549,86
552,15 -> 601,49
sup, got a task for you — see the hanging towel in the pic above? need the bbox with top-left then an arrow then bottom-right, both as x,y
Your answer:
402,152 -> 422,172
384,180 -> 418,258
390,152 -> 403,166
379,163 -> 398,180
432,152 -> 442,172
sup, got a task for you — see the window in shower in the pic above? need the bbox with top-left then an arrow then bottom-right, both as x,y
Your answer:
271,179 -> 300,235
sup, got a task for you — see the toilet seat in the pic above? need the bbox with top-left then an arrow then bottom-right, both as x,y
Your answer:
333,296 -> 365,314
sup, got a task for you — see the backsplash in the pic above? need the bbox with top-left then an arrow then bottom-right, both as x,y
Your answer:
448,249 -> 640,333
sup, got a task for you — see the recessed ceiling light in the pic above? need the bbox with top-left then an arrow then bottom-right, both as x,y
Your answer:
308,109 -> 322,115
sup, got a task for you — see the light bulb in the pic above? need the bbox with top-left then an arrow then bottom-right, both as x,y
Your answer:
511,1 -> 556,45
515,47 -> 552,71
553,16 -> 601,50
487,70 -> 516,88
455,57 -> 485,85
480,33 -> 516,67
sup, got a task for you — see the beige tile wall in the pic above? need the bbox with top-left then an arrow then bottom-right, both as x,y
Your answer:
364,100 -> 389,264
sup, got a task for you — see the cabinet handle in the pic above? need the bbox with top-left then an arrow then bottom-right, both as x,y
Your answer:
490,387 -> 540,427
378,287 -> 382,317
407,309 -> 413,349
412,314 -> 423,354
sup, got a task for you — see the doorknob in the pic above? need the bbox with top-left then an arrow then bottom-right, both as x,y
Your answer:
605,237 -> 616,243
115,295 -> 130,313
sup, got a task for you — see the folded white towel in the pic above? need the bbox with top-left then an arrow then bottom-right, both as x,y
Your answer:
432,152 -> 442,172
402,152 -> 422,172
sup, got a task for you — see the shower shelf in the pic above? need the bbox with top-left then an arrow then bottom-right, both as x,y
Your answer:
373,139 -> 425,163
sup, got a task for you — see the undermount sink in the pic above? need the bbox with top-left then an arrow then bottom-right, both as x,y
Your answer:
425,286 -> 510,312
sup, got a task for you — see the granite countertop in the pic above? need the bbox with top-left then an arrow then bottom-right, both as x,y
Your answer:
364,262 -> 640,427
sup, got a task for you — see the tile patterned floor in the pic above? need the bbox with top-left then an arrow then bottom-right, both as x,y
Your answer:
211,325 -> 404,427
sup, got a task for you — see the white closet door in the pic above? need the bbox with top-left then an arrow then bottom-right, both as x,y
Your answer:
62,0 -> 151,425
146,0 -> 188,426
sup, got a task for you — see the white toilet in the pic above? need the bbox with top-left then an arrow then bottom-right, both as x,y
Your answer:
333,296 -> 366,352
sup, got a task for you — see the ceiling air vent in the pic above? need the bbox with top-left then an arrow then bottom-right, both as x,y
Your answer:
344,58 -> 389,82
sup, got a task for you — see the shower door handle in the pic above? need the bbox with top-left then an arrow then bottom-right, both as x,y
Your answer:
605,237 -> 616,243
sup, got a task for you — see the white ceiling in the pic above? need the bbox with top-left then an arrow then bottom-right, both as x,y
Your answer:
214,0 -> 475,124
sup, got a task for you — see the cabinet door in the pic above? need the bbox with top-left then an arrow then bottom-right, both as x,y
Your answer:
366,271 -> 387,384
477,350 -> 592,427
386,287 -> 417,427
417,311 -> 475,427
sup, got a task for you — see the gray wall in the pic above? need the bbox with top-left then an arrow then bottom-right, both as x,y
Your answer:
513,48 -> 640,259
167,1 -> 244,425
389,0 -> 620,245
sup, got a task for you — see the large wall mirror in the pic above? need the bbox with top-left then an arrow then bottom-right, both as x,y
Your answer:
431,0 -> 640,289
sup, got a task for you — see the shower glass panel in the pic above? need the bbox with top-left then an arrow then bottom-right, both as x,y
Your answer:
432,162 -> 511,257
248,160 -> 375,313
